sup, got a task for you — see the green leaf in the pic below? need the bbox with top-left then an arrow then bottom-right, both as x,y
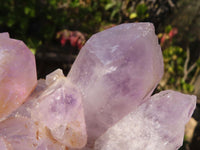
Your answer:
165,25 -> 172,33
183,83 -> 188,91
129,12 -> 137,19
30,9 -> 35,17
110,8 -> 119,20
24,7 -> 31,15
30,48 -> 37,55
136,4 -> 147,19
196,58 -> 200,67
189,85 -> 194,92
105,2 -> 116,10
50,0 -> 57,6
7,19 -> 15,27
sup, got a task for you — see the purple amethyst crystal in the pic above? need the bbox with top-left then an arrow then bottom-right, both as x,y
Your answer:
68,23 -> 164,145
0,23 -> 196,150
0,33 -> 37,120
94,90 -> 196,150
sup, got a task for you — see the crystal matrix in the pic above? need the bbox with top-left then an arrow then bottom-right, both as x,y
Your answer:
0,69 -> 87,149
0,33 -> 37,120
94,90 -> 196,150
31,69 -> 87,149
68,23 -> 164,145
0,23 -> 197,150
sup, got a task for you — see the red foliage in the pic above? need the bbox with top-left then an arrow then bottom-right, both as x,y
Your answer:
57,29 -> 86,50
160,28 -> 178,46
168,28 -> 178,39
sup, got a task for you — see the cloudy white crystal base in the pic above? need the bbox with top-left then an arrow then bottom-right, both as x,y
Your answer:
94,90 -> 196,150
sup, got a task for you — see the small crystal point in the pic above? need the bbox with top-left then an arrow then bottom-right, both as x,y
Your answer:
0,69 -> 87,149
68,23 -> 164,144
0,24 -> 196,150
0,33 -> 37,120
0,32 -> 9,38
31,69 -> 87,149
94,90 -> 196,150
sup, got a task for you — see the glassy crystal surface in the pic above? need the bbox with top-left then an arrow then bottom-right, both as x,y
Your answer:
8,69 -> 87,149
0,23 -> 197,150
68,23 -> 164,144
0,117 -> 39,150
31,69 -> 87,149
0,116 -> 66,150
0,33 -> 37,120
94,90 -> 196,150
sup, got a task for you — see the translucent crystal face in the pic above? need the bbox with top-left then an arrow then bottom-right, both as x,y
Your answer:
31,70 -> 87,149
0,117 -> 38,149
0,34 -> 37,121
94,91 -> 196,150
0,23 -> 196,150
0,69 -> 87,150
68,23 -> 164,144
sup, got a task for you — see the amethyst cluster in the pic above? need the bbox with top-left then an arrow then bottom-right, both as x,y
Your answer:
0,23 -> 196,150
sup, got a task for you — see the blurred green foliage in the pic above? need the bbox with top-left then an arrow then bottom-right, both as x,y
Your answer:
0,0 -> 110,49
160,46 -> 194,93
158,29 -> 200,94
0,0 -> 156,50
0,0 -> 199,96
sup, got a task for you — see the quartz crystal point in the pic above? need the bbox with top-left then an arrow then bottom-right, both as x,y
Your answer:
30,69 -> 87,149
94,90 -> 196,150
1,69 -> 87,149
0,33 -> 37,120
68,23 -> 164,144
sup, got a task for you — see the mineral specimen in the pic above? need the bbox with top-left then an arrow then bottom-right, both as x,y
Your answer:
0,23 -> 197,150
0,117 -> 39,150
9,69 -> 87,149
31,69 -> 87,149
0,33 -> 37,120
68,23 -> 164,145
0,116 -> 66,150
94,90 -> 196,150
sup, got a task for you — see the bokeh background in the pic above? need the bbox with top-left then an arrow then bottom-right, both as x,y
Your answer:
0,0 -> 200,149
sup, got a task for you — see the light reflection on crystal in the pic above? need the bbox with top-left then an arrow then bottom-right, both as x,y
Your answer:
0,23 -> 197,150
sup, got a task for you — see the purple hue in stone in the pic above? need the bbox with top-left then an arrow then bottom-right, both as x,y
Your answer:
94,90 -> 196,150
1,69 -> 87,149
0,23 -> 196,150
0,117 -> 38,150
68,23 -> 164,145
31,69 -> 87,149
0,32 -> 9,38
0,138 -> 10,150
0,116 -> 66,150
0,33 -> 37,120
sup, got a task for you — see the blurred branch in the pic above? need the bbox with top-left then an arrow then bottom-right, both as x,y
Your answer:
188,63 -> 197,74
167,0 -> 175,7
190,65 -> 200,85
184,47 -> 190,78
183,47 -> 197,81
